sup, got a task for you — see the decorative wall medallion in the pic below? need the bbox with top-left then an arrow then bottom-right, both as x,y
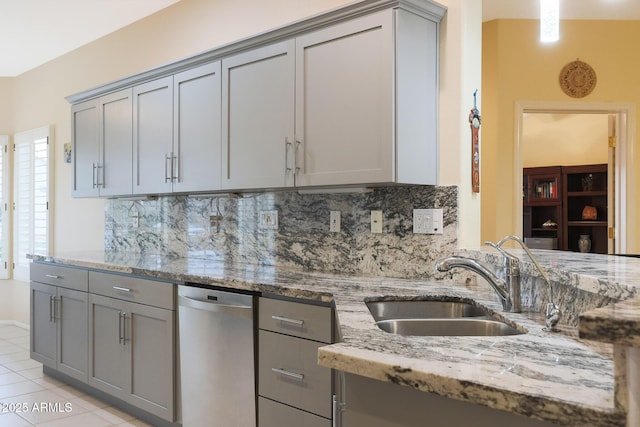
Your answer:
559,59 -> 597,98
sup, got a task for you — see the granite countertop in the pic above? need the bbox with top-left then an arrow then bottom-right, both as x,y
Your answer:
580,298 -> 640,347
29,250 -> 633,427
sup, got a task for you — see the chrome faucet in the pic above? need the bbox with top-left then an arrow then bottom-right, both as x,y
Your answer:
435,256 -> 516,312
491,235 -> 561,331
435,236 -> 562,330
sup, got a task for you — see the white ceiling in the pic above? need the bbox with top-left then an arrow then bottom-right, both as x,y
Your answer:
0,0 -> 180,77
484,0 -> 640,22
0,0 -> 638,77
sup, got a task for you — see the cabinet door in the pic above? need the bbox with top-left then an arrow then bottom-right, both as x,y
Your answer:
71,99 -> 100,197
133,76 -> 174,195
295,11 -> 394,187
222,41 -> 295,190
30,282 -> 57,368
88,294 -> 128,399
173,62 -> 222,193
100,89 -> 133,197
97,89 -> 133,196
57,288 -> 88,382
127,302 -> 175,421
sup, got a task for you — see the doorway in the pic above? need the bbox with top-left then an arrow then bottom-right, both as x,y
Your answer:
514,101 -> 634,254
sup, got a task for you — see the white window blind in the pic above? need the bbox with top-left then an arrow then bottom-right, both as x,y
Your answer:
0,135 -> 9,279
13,126 -> 52,282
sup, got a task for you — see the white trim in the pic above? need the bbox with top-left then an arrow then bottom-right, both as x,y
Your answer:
514,101 -> 635,254
0,135 -> 10,279
12,125 -> 53,281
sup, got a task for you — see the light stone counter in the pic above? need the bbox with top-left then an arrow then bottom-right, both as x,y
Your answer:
579,279 -> 640,427
29,250 -> 638,427
580,298 -> 640,347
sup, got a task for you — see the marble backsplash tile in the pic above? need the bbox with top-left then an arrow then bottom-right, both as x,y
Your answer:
105,185 -> 458,279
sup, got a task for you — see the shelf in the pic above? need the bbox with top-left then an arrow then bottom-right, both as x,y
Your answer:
567,191 -> 607,197
531,227 -> 557,232
567,221 -> 608,227
524,200 -> 561,207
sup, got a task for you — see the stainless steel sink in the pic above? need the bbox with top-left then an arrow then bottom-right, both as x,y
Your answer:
366,299 -> 486,322
375,318 -> 524,337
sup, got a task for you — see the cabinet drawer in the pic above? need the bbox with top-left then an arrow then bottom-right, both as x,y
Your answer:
259,397 -> 330,427
89,271 -> 174,310
259,330 -> 332,418
31,263 -> 88,292
259,298 -> 332,343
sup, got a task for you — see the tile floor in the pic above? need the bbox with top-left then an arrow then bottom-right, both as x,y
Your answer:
0,324 -> 151,427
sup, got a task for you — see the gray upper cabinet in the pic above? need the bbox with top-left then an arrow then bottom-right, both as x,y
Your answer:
295,9 -> 439,187
72,89 -> 133,197
68,0 -> 444,197
294,11 -> 395,187
221,8 -> 439,190
133,63 -> 223,195
133,76 -> 174,195
71,99 -> 99,197
173,62 -> 222,193
221,41 -> 295,190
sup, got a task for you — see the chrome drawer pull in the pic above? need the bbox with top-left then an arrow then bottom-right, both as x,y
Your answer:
271,315 -> 304,326
271,367 -> 304,381
45,274 -> 62,279
113,286 -> 132,293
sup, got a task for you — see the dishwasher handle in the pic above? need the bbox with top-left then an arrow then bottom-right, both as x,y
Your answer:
178,295 -> 253,319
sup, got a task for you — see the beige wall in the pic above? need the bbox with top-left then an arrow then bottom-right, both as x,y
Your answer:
1,0 -> 482,321
522,113 -> 609,168
482,19 -> 639,252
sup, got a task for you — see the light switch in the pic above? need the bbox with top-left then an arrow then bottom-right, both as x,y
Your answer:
371,210 -> 383,233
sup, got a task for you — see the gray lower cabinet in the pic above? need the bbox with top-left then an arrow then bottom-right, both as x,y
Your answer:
88,272 -> 176,422
258,297 -> 334,426
30,263 -> 89,383
30,263 -> 177,424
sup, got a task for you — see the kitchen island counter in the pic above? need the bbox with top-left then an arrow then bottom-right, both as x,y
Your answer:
29,250 -> 638,427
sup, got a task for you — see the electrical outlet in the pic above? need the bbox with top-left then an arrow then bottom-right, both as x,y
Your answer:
259,210 -> 278,230
330,211 -> 341,233
371,210 -> 383,233
413,209 -> 443,234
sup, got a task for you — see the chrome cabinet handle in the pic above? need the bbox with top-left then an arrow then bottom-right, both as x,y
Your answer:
92,163 -> 97,188
294,140 -> 302,175
271,315 -> 304,326
271,367 -> 304,381
49,295 -> 55,323
98,163 -> 104,188
172,154 -> 178,182
45,274 -> 62,279
164,154 -> 172,183
332,394 -> 339,427
118,312 -> 128,345
52,296 -> 58,323
118,311 -> 122,344
122,312 -> 129,344
285,138 -> 293,174
112,286 -> 132,293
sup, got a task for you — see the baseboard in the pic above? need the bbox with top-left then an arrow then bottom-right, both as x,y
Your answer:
0,320 -> 29,330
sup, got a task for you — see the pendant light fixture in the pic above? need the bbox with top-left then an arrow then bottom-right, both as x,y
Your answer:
540,0 -> 559,42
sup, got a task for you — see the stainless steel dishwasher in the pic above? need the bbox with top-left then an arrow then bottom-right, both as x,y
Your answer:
178,284 -> 256,427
